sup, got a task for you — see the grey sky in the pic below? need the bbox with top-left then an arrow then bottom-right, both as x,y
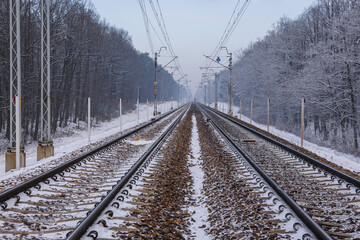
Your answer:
90,0 -> 316,91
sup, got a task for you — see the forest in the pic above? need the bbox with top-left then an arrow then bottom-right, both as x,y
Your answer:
0,0 -> 183,147
215,0 -> 360,155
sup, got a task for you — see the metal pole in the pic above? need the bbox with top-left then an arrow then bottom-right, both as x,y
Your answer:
146,99 -> 149,120
46,0 -> 51,141
9,0 -> 13,150
240,99 -> 242,120
40,0 -> 44,142
16,0 -> 21,137
181,88 -> 183,105
137,98 -> 139,125
228,53 -> 233,116
208,84 -> 211,107
15,96 -> 20,170
204,85 -> 207,106
9,0 -> 22,151
154,52 -> 158,116
301,98 -> 305,148
171,97 -> 173,110
119,98 -> 122,131
215,73 -> 218,110
88,98 -> 91,143
267,99 -> 270,132
250,100 -> 253,125
40,0 -> 52,144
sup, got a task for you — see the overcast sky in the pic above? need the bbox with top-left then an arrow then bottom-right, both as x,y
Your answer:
90,0 -> 316,93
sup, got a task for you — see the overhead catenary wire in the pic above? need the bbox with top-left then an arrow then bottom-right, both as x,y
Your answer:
209,0 -> 242,61
206,0 -> 252,71
138,0 -> 154,56
140,0 -> 186,80
155,0 -> 186,77
137,0 -> 166,57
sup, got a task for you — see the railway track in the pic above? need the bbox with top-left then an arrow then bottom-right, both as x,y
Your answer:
1,103 -> 359,239
0,106 -> 187,239
200,103 -> 360,239
74,105 -> 317,239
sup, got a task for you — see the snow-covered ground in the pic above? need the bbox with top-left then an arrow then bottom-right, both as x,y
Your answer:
209,101 -> 360,173
0,101 -> 180,176
1,100 -> 359,179
188,115 -> 208,239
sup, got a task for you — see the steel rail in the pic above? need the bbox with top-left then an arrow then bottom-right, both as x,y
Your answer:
204,104 -> 360,189
66,105 -> 189,239
0,106 -> 184,203
198,103 -> 333,240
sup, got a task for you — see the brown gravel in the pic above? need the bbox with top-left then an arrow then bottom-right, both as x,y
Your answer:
223,112 -> 360,180
194,107 -> 288,239
0,111 -> 180,193
118,107 -> 195,239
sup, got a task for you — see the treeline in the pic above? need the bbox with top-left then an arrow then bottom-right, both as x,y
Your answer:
217,0 -> 360,155
0,0 -> 182,143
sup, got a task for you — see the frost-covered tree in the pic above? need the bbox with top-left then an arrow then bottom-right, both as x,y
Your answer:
226,0 -> 360,155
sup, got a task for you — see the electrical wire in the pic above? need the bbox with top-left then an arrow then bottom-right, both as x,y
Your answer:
206,0 -> 252,71
137,0 -> 166,56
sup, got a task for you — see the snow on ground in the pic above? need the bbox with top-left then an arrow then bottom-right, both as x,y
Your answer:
208,101 -> 360,173
188,115 -> 208,239
0,101 -> 180,177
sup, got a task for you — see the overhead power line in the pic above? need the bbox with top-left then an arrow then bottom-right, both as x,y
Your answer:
206,0 -> 252,70
138,0 -> 186,80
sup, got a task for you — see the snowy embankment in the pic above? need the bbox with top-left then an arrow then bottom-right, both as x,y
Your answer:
210,102 -> 360,173
0,101 -> 179,176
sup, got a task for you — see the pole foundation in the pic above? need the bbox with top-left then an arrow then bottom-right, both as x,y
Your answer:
37,141 -> 54,161
5,148 -> 26,172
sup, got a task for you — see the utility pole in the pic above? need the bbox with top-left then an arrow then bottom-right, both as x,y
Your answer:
267,98 -> 270,132
221,47 -> 233,116
229,52 -> 233,115
250,100 -> 254,125
208,83 -> 211,106
204,85 -> 207,106
215,73 -> 218,110
6,0 -> 25,172
88,98 -> 91,143
174,74 -> 187,107
301,98 -> 305,148
38,0 -> 54,161
154,52 -> 158,116
119,98 -> 122,131
154,46 -> 166,116
203,47 -> 232,115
